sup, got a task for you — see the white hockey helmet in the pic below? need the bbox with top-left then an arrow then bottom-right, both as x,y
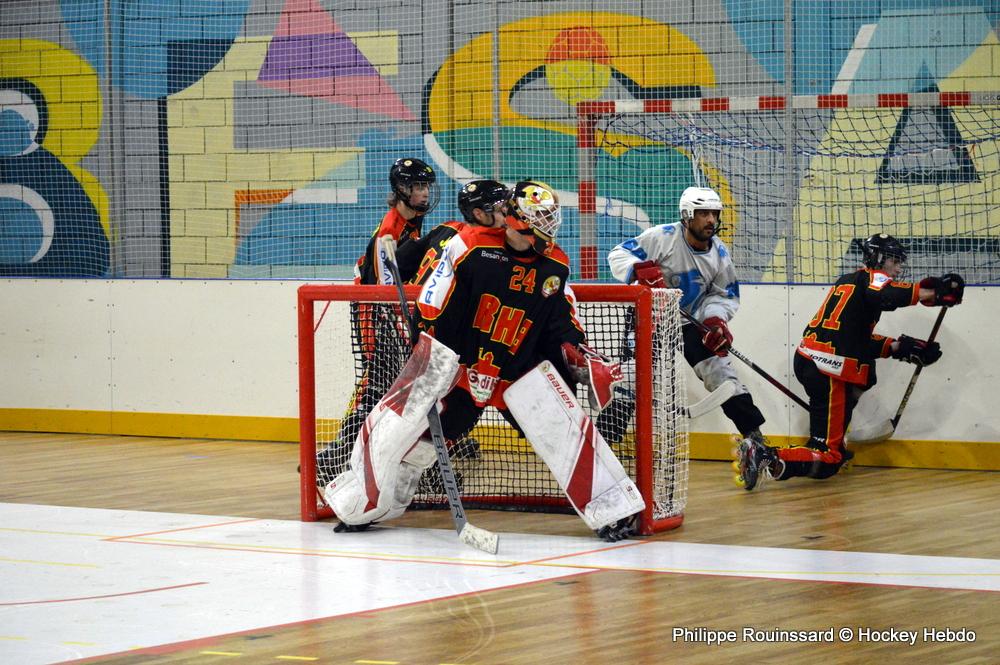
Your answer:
679,186 -> 723,222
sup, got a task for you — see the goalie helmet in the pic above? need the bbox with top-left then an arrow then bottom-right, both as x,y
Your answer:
861,233 -> 907,270
389,157 -> 440,214
457,179 -> 510,224
507,180 -> 562,254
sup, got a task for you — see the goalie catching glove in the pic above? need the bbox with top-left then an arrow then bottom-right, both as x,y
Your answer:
891,335 -> 941,367
919,272 -> 965,307
561,342 -> 625,411
632,260 -> 665,288
700,316 -> 733,356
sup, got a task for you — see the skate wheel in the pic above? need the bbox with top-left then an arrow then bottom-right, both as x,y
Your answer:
733,473 -> 746,488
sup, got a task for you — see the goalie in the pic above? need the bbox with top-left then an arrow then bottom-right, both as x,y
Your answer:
324,180 -> 641,541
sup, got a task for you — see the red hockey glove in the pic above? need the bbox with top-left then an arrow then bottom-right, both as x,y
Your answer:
891,335 -> 942,367
561,342 -> 625,412
701,316 -> 733,356
632,260 -> 665,288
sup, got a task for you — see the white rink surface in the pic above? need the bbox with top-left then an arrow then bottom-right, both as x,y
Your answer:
1,502 -> 998,664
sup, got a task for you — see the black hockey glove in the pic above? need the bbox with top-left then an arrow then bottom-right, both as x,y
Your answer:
891,335 -> 941,367
920,273 -> 964,307
936,272 -> 965,307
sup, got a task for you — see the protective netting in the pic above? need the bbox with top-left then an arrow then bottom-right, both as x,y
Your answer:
305,286 -> 688,532
4,2 -> 999,284
589,98 -> 1000,284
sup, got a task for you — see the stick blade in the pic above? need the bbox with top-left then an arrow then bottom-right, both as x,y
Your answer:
685,380 -> 737,418
459,523 -> 499,554
847,419 -> 894,444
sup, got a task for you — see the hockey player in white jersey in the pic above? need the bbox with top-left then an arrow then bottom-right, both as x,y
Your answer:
607,186 -> 769,449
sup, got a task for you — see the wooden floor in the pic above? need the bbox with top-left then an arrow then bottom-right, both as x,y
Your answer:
2,431 -> 998,664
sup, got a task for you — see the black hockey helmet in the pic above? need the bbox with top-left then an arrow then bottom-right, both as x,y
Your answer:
389,157 -> 439,213
457,179 -> 509,224
861,233 -> 907,269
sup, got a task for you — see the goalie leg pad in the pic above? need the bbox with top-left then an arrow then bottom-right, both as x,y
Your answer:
324,333 -> 458,525
325,438 -> 433,528
504,361 -> 645,531
377,437 -> 437,523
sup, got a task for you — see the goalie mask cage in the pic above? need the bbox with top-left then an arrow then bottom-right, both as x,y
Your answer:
577,92 -> 1000,283
298,283 -> 688,536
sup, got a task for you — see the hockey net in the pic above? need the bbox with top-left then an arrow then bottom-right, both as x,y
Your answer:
577,92 -> 1000,284
298,283 -> 688,535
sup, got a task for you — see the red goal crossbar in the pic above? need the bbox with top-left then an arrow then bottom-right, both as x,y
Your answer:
298,283 -> 687,536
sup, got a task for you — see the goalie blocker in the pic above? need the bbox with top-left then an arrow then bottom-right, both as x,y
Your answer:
505,361 -> 645,541
324,332 -> 459,526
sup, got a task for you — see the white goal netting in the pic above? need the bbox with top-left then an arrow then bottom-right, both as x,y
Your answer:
299,284 -> 688,534
578,93 -> 1000,284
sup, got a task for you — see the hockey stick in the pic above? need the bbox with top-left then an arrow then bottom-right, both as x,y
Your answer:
847,306 -> 948,444
679,309 -> 810,410
601,377 -> 735,445
684,379 -> 738,418
380,238 -> 499,555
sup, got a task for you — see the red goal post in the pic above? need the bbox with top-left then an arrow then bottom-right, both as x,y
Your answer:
298,283 -> 689,536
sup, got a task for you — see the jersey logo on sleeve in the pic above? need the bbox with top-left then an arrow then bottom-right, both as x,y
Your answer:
541,275 -> 560,297
618,238 -> 647,259
869,271 -> 892,290
420,246 -> 455,305
377,245 -> 393,285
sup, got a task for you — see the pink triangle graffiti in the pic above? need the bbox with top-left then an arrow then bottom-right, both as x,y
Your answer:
258,0 -> 416,121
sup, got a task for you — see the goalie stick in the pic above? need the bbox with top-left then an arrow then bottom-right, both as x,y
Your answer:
679,309 -> 810,410
847,307 -> 948,444
380,237 -> 500,555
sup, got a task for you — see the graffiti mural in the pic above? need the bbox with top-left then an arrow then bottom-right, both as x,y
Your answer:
232,10 -> 733,279
0,43 -> 109,277
777,7 -> 1000,281
1,0 -> 997,281
424,12 -> 734,272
